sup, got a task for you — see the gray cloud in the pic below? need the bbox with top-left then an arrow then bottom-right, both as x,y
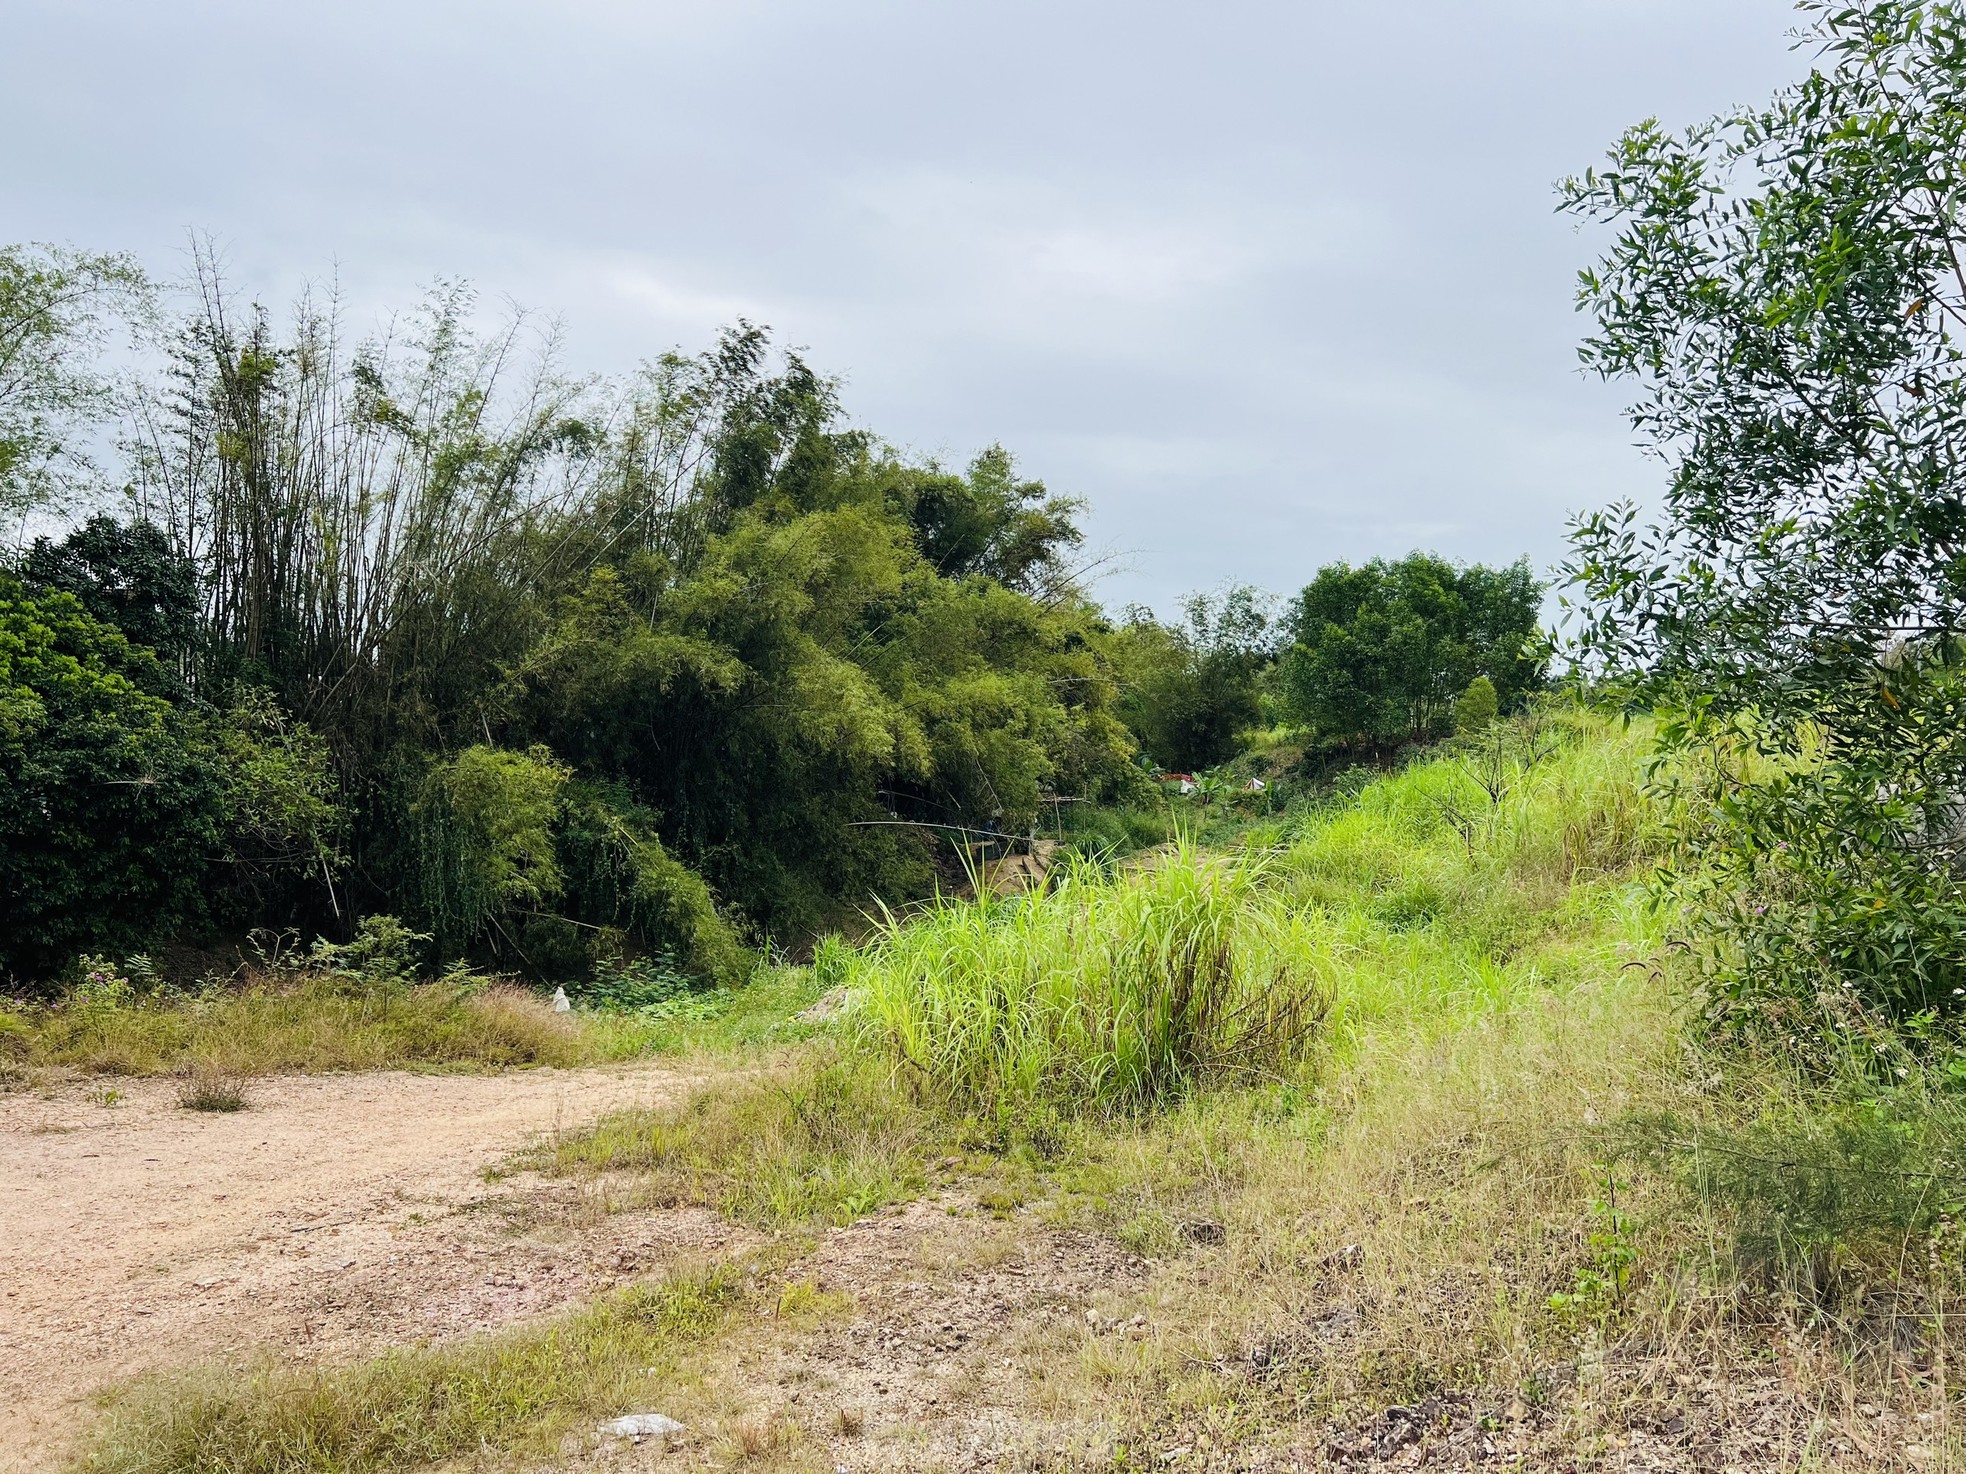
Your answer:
4,0 -> 1808,610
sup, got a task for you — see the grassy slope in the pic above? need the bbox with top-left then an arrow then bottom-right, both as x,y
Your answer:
78,716 -> 1965,1471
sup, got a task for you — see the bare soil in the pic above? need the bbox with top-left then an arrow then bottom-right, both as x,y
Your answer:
613,1197 -> 1150,1472
1,1066 -> 1916,1474
0,1059 -> 1150,1474
0,1063 -> 722,1472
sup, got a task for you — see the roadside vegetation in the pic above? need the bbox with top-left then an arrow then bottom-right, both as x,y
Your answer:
33,3 -> 1966,1471
0,920 -> 661,1081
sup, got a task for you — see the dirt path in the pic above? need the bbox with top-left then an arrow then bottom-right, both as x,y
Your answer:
0,1063 -> 702,1472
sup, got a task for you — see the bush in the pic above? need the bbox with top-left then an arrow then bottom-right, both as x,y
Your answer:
558,783 -> 753,987
414,745 -> 571,958
567,953 -> 734,1021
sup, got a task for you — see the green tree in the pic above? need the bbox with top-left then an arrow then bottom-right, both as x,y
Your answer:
1454,675 -> 1499,733
1561,1 -> 1966,1025
1110,586 -> 1276,772
0,249 -> 1139,979
0,579 -> 226,984
207,686 -> 347,921
19,515 -> 198,672
1278,554 -> 1543,756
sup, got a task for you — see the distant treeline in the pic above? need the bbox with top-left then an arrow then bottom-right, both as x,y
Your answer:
0,244 -> 1544,989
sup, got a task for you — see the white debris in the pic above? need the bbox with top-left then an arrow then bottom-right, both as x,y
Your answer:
550,986 -> 571,1013
599,1412 -> 685,1440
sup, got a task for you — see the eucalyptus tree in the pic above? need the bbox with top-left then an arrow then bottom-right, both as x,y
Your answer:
1563,1 -> 1966,1023
0,244 -> 148,521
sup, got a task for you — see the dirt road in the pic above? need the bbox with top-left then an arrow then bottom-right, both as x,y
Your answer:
0,1063 -> 701,1472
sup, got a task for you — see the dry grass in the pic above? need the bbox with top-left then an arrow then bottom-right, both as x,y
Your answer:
79,1261 -> 750,1474
175,1064 -> 251,1112
0,977 -> 647,1079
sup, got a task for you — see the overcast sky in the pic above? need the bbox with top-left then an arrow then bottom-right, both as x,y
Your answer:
4,1 -> 1809,612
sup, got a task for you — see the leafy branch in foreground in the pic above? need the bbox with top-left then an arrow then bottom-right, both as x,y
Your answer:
1561,0 -> 1966,1027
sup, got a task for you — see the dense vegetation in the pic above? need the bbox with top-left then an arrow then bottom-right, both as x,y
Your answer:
0,249 -> 1543,996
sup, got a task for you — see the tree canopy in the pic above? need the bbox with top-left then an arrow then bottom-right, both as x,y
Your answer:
0,261 -> 1142,989
1277,554 -> 1544,756
1108,587 -> 1276,773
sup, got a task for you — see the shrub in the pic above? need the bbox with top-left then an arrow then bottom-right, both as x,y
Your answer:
1453,675 -> 1498,733
414,745 -> 571,957
558,783 -> 753,987
568,953 -> 734,1022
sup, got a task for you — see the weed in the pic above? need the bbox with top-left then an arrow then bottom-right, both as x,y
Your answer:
176,1068 -> 249,1113
1546,1168 -> 1638,1324
0,976 -> 636,1077
536,1048 -> 958,1228
726,1412 -> 797,1460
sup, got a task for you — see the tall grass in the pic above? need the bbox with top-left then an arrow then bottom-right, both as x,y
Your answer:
842,840 -> 1332,1120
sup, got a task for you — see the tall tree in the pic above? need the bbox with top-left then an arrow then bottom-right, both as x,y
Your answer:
1110,587 -> 1276,772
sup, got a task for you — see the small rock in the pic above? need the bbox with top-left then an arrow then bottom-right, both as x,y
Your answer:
599,1412 -> 685,1440
795,986 -> 850,1022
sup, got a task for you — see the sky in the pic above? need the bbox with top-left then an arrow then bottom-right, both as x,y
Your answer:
3,0 -> 1810,614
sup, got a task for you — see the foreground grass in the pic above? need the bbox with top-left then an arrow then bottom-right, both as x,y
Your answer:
0,976 -> 659,1078
80,1262 -> 750,1474
845,840 -> 1333,1122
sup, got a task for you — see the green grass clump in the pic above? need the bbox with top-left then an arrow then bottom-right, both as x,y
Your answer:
842,840 -> 1332,1121
0,976 -> 654,1078
80,1263 -> 745,1474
